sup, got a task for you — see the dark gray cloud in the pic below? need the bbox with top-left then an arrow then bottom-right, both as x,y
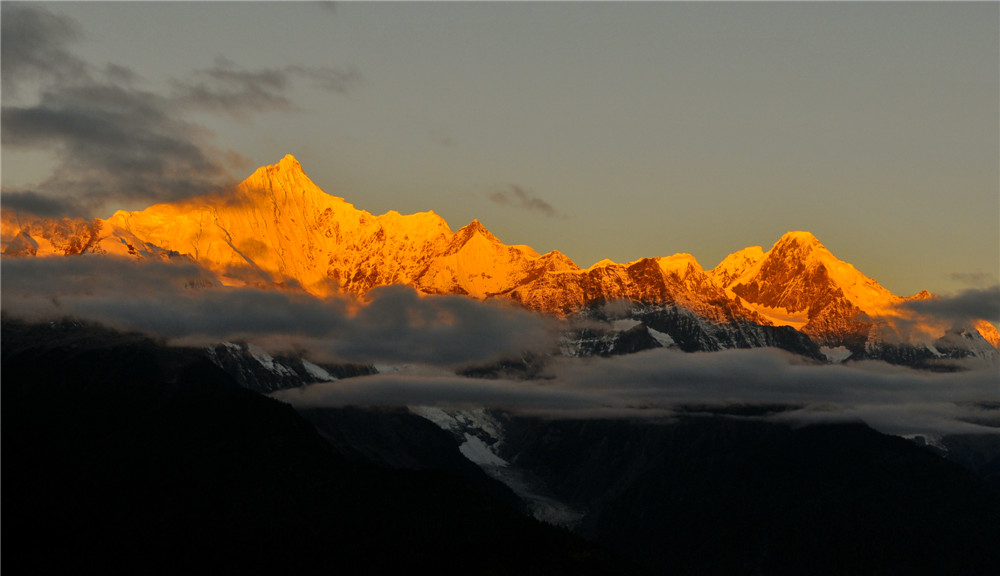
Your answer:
489,185 -> 559,218
0,3 -> 87,98
339,285 -> 556,364
171,57 -> 297,117
172,58 -> 361,118
3,82 -> 233,216
1,5 -> 359,219
903,285 -> 1000,323
0,256 -> 559,367
1,188 -> 91,219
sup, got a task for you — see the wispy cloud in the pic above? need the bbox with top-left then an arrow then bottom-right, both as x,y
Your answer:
488,185 -> 560,218
172,57 -> 361,118
0,4 -> 87,99
3,81 -> 234,216
950,272 -> 1000,289
0,4 -> 359,219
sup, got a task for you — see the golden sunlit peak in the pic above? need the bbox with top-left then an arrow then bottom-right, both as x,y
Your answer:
276,154 -> 303,171
769,231 -> 830,258
245,155 -> 306,183
461,219 -> 493,237
251,154 -> 304,178
779,230 -> 820,243
267,154 -> 303,174
775,232 -> 834,255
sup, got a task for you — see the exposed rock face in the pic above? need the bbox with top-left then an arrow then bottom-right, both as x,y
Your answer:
719,231 -> 896,337
506,255 -> 761,323
3,155 -> 995,363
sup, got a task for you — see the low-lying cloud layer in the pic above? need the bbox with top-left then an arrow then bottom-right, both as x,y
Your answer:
0,256 -> 558,366
3,255 -> 996,438
881,285 -> 1000,345
276,349 -> 999,437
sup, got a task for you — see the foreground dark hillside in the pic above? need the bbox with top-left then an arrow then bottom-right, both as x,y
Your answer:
4,318 -> 999,575
1,319 -> 626,575
497,413 -> 1000,575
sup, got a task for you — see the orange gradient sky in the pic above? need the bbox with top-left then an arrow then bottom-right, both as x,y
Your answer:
2,2 -> 997,299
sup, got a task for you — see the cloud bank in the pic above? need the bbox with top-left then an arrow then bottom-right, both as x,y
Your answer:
0,256 -> 558,367
884,285 -> 1000,345
276,348 -> 999,437
0,4 -> 360,219
2,255 -> 996,438
902,285 -> 1000,324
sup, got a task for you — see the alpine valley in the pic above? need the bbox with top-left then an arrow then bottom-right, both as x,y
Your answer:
3,156 -> 999,575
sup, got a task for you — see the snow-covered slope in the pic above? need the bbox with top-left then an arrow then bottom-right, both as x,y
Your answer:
715,231 -> 911,328
707,231 -> 994,362
410,406 -> 585,527
3,155 -> 995,364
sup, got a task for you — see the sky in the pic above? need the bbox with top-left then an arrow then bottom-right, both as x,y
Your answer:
2,1 -> 998,299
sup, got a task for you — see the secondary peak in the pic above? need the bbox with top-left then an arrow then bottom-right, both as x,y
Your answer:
463,219 -> 490,234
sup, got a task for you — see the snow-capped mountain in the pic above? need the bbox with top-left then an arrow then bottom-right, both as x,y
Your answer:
3,155 -> 995,365
713,231 -> 913,344
709,231 -> 999,363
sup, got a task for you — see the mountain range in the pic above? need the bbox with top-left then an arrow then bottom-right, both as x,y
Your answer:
3,154 -> 997,366
3,156 -> 999,575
